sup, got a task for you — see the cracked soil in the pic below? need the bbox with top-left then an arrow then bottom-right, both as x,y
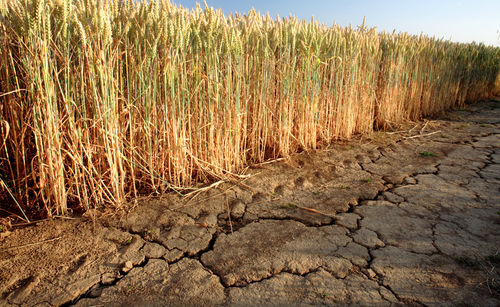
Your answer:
1,99 -> 500,306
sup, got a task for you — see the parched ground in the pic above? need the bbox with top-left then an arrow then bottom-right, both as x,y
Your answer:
1,99 -> 499,307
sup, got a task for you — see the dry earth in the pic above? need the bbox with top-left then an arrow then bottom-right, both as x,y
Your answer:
1,99 -> 500,307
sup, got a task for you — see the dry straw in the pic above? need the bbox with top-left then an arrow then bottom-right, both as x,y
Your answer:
0,0 -> 499,217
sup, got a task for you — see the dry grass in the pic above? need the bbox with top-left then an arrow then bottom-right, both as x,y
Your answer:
1,0 -> 499,217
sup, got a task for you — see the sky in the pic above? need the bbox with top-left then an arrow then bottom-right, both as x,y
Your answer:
171,0 -> 500,47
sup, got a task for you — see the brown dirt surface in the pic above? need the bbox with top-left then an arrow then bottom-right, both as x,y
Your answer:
1,98 -> 500,306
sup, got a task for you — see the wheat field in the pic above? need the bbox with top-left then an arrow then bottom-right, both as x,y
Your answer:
0,0 -> 499,218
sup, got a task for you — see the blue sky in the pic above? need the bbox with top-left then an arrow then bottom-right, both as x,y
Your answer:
172,0 -> 500,47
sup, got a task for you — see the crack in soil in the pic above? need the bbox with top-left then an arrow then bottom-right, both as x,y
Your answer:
61,257 -> 150,306
225,267 -> 324,289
